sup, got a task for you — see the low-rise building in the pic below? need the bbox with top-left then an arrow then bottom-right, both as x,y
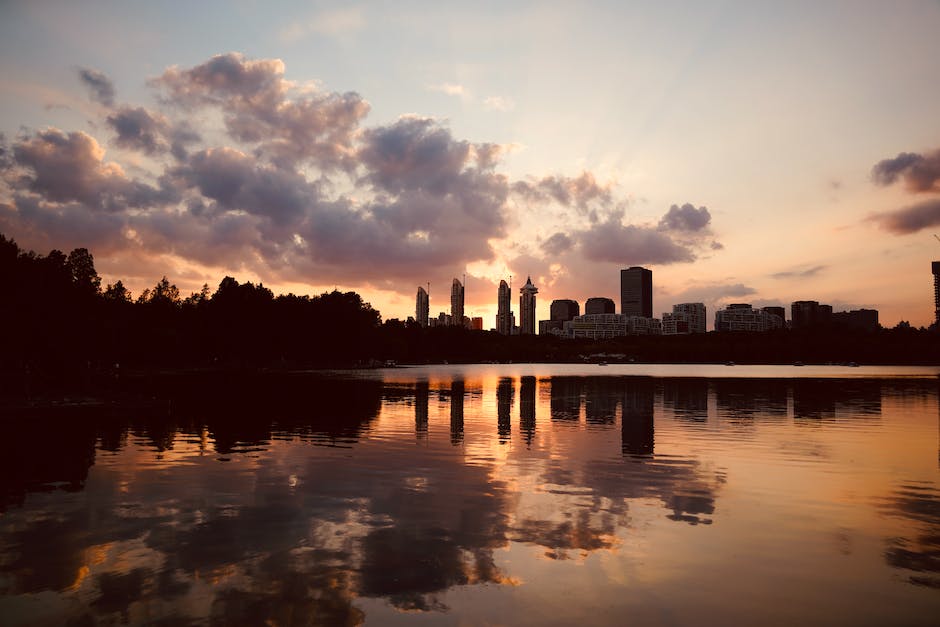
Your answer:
714,304 -> 783,332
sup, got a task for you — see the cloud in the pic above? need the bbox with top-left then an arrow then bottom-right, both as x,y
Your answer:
78,67 -> 115,106
9,128 -> 170,211
771,264 -> 828,279
542,232 -> 573,256
871,149 -> 940,193
512,172 -> 612,211
107,106 -> 170,155
483,96 -> 514,112
658,203 -> 711,232
869,198 -> 940,234
577,216 -> 696,265
428,83 -> 466,97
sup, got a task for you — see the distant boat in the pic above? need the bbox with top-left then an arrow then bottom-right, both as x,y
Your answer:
793,361 -> 804,367
725,361 -> 735,366
598,361 -> 608,366
848,361 -> 859,367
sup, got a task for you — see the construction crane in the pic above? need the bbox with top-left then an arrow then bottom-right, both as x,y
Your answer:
934,234 -> 940,244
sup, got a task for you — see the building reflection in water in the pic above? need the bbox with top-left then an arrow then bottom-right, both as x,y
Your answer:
550,377 -> 582,422
496,377 -> 513,444
585,378 -> 618,426
450,379 -> 464,445
715,379 -> 788,424
415,380 -> 429,442
622,379 -> 655,458
662,378 -> 709,423
520,376 -> 536,447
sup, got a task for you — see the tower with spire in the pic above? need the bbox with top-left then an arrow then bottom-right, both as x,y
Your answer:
519,276 -> 538,335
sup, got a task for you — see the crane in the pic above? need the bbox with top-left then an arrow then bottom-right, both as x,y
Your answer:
935,234 -> 940,244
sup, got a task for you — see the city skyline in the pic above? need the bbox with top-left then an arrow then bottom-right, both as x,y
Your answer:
2,3 -> 940,327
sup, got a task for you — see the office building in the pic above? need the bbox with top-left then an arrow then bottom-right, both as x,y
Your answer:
540,299 -> 580,335
832,309 -> 879,332
451,278 -> 464,327
471,316 -> 483,331
416,286 -> 429,328
621,267 -> 653,317
662,302 -> 706,335
762,306 -> 786,328
496,279 -> 513,334
564,314 -> 662,339
934,262 -> 940,326
715,304 -> 783,332
519,276 -> 538,335
585,297 -> 616,315
791,300 -> 833,329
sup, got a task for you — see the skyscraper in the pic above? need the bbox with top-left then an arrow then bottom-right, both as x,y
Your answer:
620,267 -> 652,317
496,279 -> 513,334
451,278 -> 464,327
585,297 -> 616,315
934,261 -> 940,326
416,286 -> 429,328
550,299 -> 580,322
519,276 -> 538,335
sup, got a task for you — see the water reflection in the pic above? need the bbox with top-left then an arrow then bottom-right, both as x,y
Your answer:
1,372 -> 938,625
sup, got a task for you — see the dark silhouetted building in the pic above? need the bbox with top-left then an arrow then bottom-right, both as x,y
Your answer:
934,261 -> 940,326
621,266 -> 652,317
585,297 -> 616,315
451,278 -> 465,327
540,299 -> 580,335
416,286 -> 429,328
762,306 -> 786,328
519,276 -> 538,335
662,302 -> 706,335
715,304 -> 784,332
791,300 -> 832,329
832,309 -> 879,332
496,279 -> 514,334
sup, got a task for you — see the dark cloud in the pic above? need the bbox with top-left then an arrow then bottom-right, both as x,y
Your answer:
153,52 -> 368,170
658,203 -> 711,232
870,198 -> 940,235
512,172 -> 612,211
542,232 -> 573,256
107,106 -> 169,155
872,149 -> 940,192
771,264 -> 828,279
9,129 -> 170,211
577,215 -> 696,265
78,67 -> 115,106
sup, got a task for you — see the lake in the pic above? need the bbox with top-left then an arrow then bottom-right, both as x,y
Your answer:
1,364 -> 939,625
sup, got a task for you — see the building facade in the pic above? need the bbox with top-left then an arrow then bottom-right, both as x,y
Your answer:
714,304 -> 783,332
450,278 -> 464,327
934,261 -> 940,326
496,279 -> 513,334
564,314 -> 662,339
415,286 -> 429,328
832,309 -> 879,332
585,297 -> 616,315
662,302 -> 706,335
621,267 -> 652,317
791,300 -> 833,329
762,306 -> 786,328
519,276 -> 538,335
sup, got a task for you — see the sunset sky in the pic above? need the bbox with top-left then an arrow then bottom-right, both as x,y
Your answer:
2,1 -> 940,328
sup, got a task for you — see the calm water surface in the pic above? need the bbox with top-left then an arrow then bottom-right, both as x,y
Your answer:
1,364 -> 939,625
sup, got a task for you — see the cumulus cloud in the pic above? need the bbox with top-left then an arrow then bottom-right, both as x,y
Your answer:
512,172 -> 612,211
542,232 -> 573,256
872,149 -> 940,193
78,67 -> 115,106
428,83 -> 465,97
869,198 -> 940,234
658,203 -> 711,232
578,216 -> 696,265
153,52 -> 369,170
107,106 -> 170,154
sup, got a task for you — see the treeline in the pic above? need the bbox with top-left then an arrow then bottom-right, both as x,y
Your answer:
2,233 -> 939,399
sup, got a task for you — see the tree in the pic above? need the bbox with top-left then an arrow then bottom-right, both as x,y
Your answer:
66,248 -> 101,295
104,280 -> 132,303
138,276 -> 180,306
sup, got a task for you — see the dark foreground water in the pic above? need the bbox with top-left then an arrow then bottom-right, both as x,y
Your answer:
1,364 -> 939,626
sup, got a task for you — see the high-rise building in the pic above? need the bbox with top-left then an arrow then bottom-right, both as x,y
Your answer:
519,276 -> 538,335
496,279 -> 513,334
585,297 -> 616,315
416,286 -> 429,328
762,306 -> 786,328
662,302 -> 706,335
934,262 -> 940,326
550,299 -> 580,322
450,278 -> 464,326
621,267 -> 652,317
791,300 -> 833,329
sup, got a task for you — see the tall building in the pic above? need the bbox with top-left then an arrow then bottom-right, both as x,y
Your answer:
832,309 -> 879,332
415,286 -> 429,328
791,300 -> 833,329
496,279 -> 513,334
621,267 -> 652,317
662,302 -> 706,335
519,276 -> 538,335
550,299 -> 580,322
934,262 -> 940,326
762,306 -> 786,328
450,278 -> 464,327
585,297 -> 616,315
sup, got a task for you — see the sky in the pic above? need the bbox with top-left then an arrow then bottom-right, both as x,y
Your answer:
1,0 -> 940,329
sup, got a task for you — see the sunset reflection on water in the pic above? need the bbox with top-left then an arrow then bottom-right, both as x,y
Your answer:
1,365 -> 938,625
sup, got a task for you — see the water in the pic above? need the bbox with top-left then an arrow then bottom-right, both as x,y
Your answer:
1,364 -> 939,625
